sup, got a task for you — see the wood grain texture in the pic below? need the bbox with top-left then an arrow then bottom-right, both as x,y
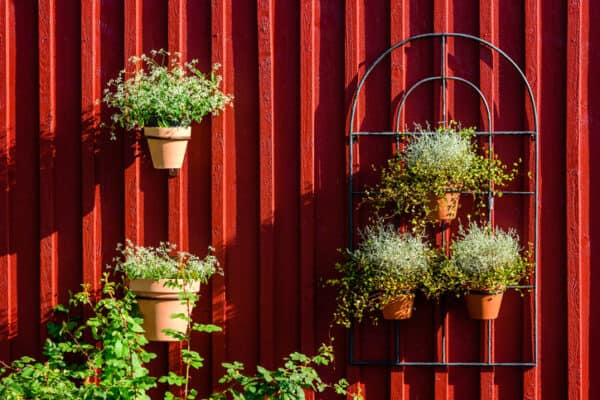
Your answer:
210,0 -> 229,387
38,0 -> 58,334
566,1 -> 590,399
257,0 -> 276,369
123,0 -> 143,245
299,0 -> 316,356
81,0 -> 101,294
0,0 -> 15,352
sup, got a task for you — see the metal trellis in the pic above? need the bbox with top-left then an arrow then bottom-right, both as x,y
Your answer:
347,32 -> 538,368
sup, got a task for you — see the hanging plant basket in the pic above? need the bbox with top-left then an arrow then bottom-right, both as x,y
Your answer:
129,279 -> 200,341
144,127 -> 191,169
464,290 -> 504,320
427,192 -> 460,222
382,293 -> 415,320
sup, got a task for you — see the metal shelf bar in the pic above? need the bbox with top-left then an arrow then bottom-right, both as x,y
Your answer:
352,190 -> 534,196
352,130 -> 536,137
349,361 -> 536,367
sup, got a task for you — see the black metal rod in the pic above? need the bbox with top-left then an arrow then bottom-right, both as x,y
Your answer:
352,190 -> 534,196
393,76 -> 492,132
349,361 -> 536,367
352,130 -> 536,136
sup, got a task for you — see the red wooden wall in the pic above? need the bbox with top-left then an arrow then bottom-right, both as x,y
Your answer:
0,1 -> 596,399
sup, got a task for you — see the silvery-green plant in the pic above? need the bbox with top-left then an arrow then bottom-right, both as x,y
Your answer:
114,240 -> 220,282
366,122 -> 520,229
404,128 -> 476,186
444,222 -> 531,293
102,49 -> 232,137
327,223 -> 434,327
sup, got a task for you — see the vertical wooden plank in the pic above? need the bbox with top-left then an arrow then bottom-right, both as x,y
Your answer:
257,0 -> 276,368
299,0 -> 316,356
38,0 -> 58,331
566,1 -> 590,399
185,1 -> 213,395
344,0 -> 363,395
11,0 -> 41,361
389,2 -> 406,398
0,0 -> 16,355
432,2 -> 449,400
210,0 -> 230,387
81,0 -> 101,293
124,0 -> 143,245
478,2 -> 496,399
523,3 -> 541,399
167,0 -> 187,394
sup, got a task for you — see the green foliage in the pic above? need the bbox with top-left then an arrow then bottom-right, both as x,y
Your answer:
159,272 -> 223,400
443,222 -> 532,293
102,49 -> 232,135
206,344 -> 359,400
327,223 -> 435,328
113,240 -> 220,282
365,123 -> 519,230
0,274 -> 157,400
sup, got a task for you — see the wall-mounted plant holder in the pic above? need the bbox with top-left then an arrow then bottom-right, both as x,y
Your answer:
347,32 -> 538,367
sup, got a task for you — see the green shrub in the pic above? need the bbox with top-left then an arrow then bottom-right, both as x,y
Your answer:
0,275 -> 157,400
207,344 -> 356,400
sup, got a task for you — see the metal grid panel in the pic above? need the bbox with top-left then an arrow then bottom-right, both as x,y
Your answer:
347,32 -> 538,367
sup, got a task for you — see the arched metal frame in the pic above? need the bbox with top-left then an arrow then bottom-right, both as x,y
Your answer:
348,33 -> 538,367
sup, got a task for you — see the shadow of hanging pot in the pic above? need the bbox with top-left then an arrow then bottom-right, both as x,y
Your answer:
465,290 -> 504,320
129,279 -> 199,341
382,293 -> 415,320
144,127 -> 191,169
426,192 -> 460,222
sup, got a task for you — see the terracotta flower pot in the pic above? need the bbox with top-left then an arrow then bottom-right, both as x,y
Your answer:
427,192 -> 460,222
144,126 -> 191,169
382,293 -> 415,320
129,279 -> 200,341
465,290 -> 504,320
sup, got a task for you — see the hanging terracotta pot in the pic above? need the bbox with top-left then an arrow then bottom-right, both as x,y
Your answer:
427,192 -> 460,222
382,293 -> 415,320
144,126 -> 192,169
465,290 -> 504,320
129,279 -> 200,341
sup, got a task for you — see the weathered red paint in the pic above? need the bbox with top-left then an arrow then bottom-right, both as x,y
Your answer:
566,1 -> 591,399
0,0 -> 16,355
0,2 -> 595,399
299,0 -> 316,358
81,0 -> 102,295
257,0 -> 276,370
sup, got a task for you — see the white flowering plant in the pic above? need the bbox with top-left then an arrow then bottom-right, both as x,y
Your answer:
443,222 -> 532,294
365,123 -> 519,229
101,49 -> 232,137
112,240 -> 220,283
327,223 -> 436,327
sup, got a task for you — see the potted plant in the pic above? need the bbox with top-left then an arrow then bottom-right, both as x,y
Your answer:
327,223 -> 434,327
113,241 -> 220,341
102,49 -> 233,169
366,123 -> 518,228
444,222 -> 531,320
